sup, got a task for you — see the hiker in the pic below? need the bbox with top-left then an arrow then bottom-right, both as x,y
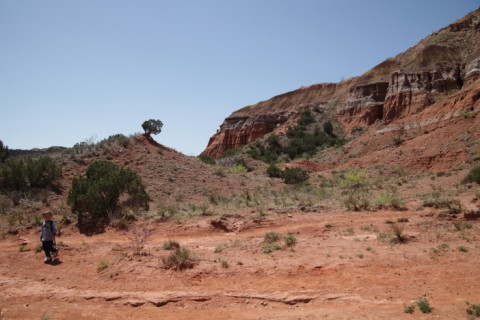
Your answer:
40,211 -> 58,263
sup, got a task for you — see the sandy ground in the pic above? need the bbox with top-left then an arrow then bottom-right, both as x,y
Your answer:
1,206 -> 479,320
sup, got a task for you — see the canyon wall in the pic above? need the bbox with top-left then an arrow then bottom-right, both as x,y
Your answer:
203,9 -> 480,158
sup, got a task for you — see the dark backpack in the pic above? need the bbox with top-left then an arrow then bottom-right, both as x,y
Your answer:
40,221 -> 55,240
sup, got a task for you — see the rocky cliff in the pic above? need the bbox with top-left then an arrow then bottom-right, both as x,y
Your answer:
203,9 -> 480,159
203,82 -> 352,158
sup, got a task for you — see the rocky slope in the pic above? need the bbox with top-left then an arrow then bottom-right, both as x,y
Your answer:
52,135 -> 279,212
203,9 -> 480,162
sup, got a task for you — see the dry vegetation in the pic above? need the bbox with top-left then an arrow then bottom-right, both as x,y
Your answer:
1,134 -> 479,318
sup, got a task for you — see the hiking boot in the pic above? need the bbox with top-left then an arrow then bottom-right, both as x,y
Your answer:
44,257 -> 52,263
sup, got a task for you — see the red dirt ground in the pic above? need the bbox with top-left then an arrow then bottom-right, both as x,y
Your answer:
1,199 -> 480,319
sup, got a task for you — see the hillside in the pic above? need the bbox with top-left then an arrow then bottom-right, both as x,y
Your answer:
48,134 -> 281,213
203,8 -> 480,168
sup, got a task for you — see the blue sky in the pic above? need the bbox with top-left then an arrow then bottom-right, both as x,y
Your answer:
0,1 -> 478,155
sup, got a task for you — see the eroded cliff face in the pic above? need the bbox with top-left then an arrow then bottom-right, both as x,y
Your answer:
203,82 -> 351,158
339,65 -> 464,131
337,82 -> 389,130
383,67 -> 462,120
204,114 -> 289,158
203,9 -> 480,158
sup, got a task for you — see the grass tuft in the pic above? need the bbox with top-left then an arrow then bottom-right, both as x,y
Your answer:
284,233 -> 298,248
466,302 -> 480,317
162,247 -> 196,270
416,298 -> 432,314
97,260 -> 109,272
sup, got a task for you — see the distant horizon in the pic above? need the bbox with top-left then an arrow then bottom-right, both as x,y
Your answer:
1,1 -> 478,155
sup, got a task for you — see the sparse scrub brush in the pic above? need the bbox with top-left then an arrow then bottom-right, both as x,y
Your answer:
323,121 -> 334,136
198,154 -> 215,165
344,192 -> 370,211
466,302 -> 480,318
284,233 -> 297,248
264,232 -> 281,243
129,228 -> 151,256
261,242 -> 281,254
391,223 -> 407,244
229,163 -> 248,174
341,170 -> 369,190
266,163 -> 282,178
374,191 -> 405,210
463,165 -> 480,184
452,220 -> 472,231
416,298 -> 432,313
162,247 -> 195,270
281,168 -> 309,184
97,260 -> 109,272
404,305 -> 415,313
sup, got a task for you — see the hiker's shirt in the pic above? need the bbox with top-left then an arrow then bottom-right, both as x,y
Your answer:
40,221 -> 57,241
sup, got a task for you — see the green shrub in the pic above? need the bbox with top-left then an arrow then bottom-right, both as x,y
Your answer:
248,136 -> 282,164
264,232 -> 281,243
0,158 -> 27,190
0,156 -> 61,191
261,242 -> 281,254
422,186 -> 455,209
103,134 -> 130,148
466,302 -> 480,317
341,170 -> 369,190
0,140 -> 9,163
157,204 -> 180,220
416,298 -> 432,313
284,233 -> 297,248
266,163 -> 282,178
282,168 -> 309,184
229,163 -> 248,174
463,165 -> 480,184
323,121 -> 334,135
374,192 -> 405,210
67,160 -> 150,233
198,154 -> 215,165
162,247 -> 195,270
298,109 -> 315,126
404,305 -> 415,314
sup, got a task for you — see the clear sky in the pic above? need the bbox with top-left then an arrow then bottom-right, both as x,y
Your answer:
0,1 -> 478,155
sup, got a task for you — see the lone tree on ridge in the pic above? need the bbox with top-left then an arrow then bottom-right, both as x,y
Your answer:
142,119 -> 163,138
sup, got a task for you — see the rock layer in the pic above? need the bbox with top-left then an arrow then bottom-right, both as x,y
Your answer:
204,114 -> 288,158
203,9 -> 480,158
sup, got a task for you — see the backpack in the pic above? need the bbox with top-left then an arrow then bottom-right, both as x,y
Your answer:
40,221 -> 56,241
